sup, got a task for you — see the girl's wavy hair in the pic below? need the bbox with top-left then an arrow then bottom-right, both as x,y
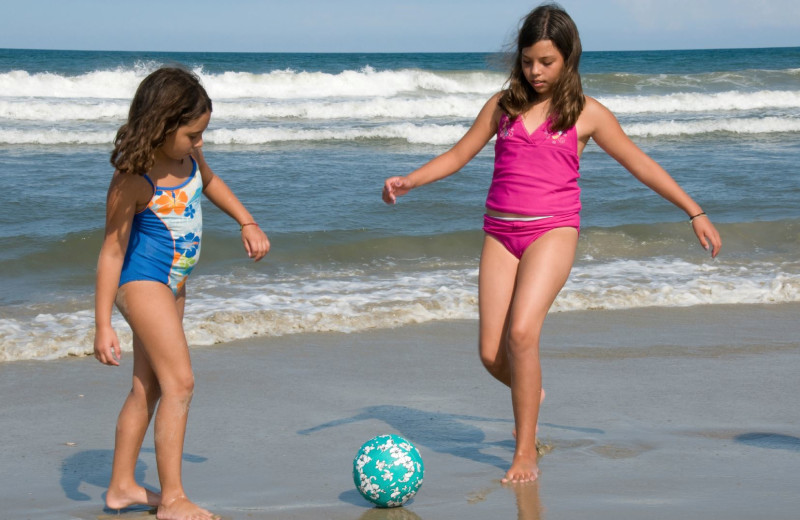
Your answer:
499,3 -> 584,132
111,67 -> 212,175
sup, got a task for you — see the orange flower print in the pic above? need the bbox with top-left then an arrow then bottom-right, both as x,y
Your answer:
151,189 -> 188,216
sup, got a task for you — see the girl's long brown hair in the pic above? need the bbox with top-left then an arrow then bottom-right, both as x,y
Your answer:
499,3 -> 584,132
111,67 -> 212,175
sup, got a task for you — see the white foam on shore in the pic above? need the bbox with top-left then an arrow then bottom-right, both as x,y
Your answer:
2,257 -> 798,363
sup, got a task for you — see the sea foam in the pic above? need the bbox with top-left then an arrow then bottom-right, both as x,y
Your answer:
2,256 -> 798,363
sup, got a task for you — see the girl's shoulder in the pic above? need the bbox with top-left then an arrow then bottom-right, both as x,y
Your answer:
576,96 -> 620,138
485,91 -> 507,124
471,91 -> 506,130
108,170 -> 156,208
579,96 -> 607,116
111,169 -> 153,189
483,91 -> 505,114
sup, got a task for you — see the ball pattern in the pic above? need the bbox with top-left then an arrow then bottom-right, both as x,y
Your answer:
353,434 -> 424,508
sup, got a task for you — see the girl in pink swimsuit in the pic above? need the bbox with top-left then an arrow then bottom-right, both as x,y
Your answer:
383,5 -> 721,484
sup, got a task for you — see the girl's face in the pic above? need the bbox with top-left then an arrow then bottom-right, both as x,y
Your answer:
520,40 -> 565,98
159,110 -> 211,162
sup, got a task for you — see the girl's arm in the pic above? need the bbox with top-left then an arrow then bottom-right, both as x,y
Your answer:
382,93 -> 503,204
94,172 -> 144,366
193,148 -> 270,261
580,97 -> 722,257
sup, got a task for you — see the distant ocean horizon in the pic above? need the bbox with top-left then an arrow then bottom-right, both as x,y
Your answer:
1,46 -> 798,362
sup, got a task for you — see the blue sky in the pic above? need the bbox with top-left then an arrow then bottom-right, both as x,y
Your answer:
1,0 -> 798,52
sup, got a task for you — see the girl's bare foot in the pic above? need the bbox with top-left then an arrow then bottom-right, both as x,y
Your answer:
157,495 -> 218,520
501,452 -> 540,484
105,484 -> 161,510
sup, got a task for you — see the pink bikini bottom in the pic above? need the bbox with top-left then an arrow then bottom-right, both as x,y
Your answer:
483,213 -> 580,259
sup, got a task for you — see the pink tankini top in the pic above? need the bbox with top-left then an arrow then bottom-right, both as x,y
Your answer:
485,113 -> 581,217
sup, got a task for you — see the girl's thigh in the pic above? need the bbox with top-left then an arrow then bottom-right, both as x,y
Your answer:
478,234 -> 519,357
116,281 -> 192,385
510,227 -> 578,327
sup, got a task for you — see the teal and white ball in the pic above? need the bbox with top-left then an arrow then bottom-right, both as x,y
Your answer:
353,434 -> 424,508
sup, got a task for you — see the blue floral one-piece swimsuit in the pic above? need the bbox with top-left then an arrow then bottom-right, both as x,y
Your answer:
119,157 -> 203,295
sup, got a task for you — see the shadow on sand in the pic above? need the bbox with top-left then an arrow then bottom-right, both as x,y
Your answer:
735,432 -> 800,452
299,404 -> 514,472
61,447 -> 208,513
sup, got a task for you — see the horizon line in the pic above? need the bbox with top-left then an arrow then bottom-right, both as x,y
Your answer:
2,45 -> 798,54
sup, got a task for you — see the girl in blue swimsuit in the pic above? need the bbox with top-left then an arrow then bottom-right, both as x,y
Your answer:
94,67 -> 270,519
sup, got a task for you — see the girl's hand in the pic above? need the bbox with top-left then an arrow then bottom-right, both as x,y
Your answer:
691,216 -> 722,258
94,325 -> 121,366
382,176 -> 414,204
241,224 -> 270,261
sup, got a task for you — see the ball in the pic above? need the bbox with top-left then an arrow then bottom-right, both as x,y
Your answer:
353,434 -> 424,508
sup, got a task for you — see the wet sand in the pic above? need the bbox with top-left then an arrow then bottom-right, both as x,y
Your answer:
2,303 -> 799,519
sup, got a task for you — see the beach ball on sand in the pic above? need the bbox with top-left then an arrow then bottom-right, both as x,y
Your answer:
353,434 -> 424,508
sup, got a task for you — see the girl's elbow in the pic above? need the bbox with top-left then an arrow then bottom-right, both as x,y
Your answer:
97,252 -> 123,273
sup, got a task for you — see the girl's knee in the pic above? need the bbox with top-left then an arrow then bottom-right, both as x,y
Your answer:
175,372 -> 195,397
479,350 -> 499,371
507,324 -> 541,356
161,371 -> 195,400
479,340 -> 507,375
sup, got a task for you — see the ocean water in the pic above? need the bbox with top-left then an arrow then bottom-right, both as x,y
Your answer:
1,47 -> 799,362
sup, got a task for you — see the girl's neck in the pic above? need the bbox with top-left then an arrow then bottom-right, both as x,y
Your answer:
149,153 -> 189,181
530,94 -> 552,110
524,97 -> 552,120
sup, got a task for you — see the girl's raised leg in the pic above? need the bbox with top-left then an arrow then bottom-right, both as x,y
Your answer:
502,228 -> 578,483
478,234 -> 519,386
116,281 -> 217,520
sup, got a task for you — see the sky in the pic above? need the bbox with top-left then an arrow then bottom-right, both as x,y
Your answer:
0,0 -> 798,53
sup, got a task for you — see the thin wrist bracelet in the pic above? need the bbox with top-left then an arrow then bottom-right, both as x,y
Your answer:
240,222 -> 259,231
689,212 -> 707,223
